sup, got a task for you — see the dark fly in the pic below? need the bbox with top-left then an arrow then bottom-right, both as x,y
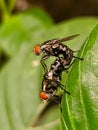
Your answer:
39,57 -> 71,101
33,34 -> 83,72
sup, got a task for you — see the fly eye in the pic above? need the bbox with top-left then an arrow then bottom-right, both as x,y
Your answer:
33,44 -> 41,55
40,91 -> 49,100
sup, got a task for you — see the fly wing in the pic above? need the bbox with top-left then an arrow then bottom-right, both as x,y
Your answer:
58,34 -> 80,42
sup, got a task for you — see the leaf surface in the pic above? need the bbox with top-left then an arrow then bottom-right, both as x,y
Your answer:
62,24 -> 98,130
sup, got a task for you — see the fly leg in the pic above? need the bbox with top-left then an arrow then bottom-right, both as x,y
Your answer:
64,56 -> 83,73
63,59 -> 76,72
40,55 -> 50,73
73,56 -> 84,60
59,83 -> 70,95
73,50 -> 84,60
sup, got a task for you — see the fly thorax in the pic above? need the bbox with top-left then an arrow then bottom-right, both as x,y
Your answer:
52,43 -> 59,48
47,71 -> 53,80
41,44 -> 47,50
41,44 -> 51,52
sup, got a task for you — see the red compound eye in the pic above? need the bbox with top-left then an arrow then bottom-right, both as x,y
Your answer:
40,92 -> 48,100
33,44 -> 41,55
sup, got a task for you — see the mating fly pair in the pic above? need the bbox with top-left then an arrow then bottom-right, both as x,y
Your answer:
33,34 -> 83,102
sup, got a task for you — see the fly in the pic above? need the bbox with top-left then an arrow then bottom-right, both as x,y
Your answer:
39,57 -> 71,102
33,34 -> 83,72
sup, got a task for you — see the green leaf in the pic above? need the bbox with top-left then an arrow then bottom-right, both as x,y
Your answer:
0,47 -> 40,130
0,9 -> 54,57
43,17 -> 98,50
62,24 -> 98,130
0,15 -> 98,130
24,8 -> 54,28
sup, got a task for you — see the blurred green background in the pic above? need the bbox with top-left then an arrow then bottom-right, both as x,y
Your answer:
0,0 -> 98,130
